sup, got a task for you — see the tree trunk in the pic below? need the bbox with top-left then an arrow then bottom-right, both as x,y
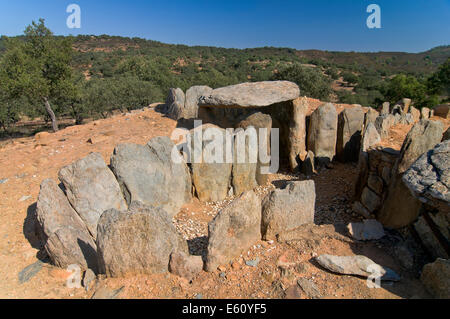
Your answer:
44,97 -> 58,132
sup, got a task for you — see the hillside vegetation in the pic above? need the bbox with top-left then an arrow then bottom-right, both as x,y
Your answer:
0,20 -> 449,135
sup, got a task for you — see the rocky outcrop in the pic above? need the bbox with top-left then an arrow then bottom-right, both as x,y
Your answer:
421,258 -> 450,299
58,152 -> 127,239
110,136 -> 192,218
262,180 -> 315,240
166,88 -> 185,120
205,191 -> 261,271
306,103 -> 338,165
336,107 -> 365,162
198,81 -> 300,108
96,202 -> 188,277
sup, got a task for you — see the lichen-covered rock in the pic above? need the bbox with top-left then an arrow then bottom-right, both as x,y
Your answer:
336,107 -> 365,162
307,103 -> 338,165
96,202 -> 188,277
409,106 -> 421,123
421,258 -> 450,299
205,191 -> 261,271
198,81 -> 300,108
110,136 -> 191,218
262,180 -> 315,240
58,153 -> 127,239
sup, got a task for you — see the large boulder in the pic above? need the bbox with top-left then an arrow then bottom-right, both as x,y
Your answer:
433,104 -> 450,120
336,107 -> 365,162
307,103 -> 338,165
166,88 -> 185,120
36,179 -> 97,271
96,202 -> 188,277
397,120 -> 444,174
110,136 -> 192,218
403,140 -> 450,212
184,86 -> 212,119
190,125 -> 232,202
198,81 -> 300,108
45,226 -> 98,272
205,191 -> 262,271
421,258 -> 450,299
237,112 -> 272,185
58,153 -> 127,239
262,180 -> 315,240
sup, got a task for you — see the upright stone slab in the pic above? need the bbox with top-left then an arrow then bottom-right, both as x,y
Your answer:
166,88 -> 185,120
96,202 -> 188,277
375,114 -> 395,139
364,108 -> 379,127
288,97 -> 308,170
421,107 -> 430,120
307,103 -> 338,166
190,125 -> 233,202
409,106 -> 421,123
262,180 -> 316,240
232,127 -> 258,196
58,153 -> 127,239
380,102 -> 390,115
110,136 -> 192,218
336,107 -> 365,162
184,86 -> 212,119
205,191 -> 262,271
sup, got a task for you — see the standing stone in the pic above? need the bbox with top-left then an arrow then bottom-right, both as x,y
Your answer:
288,97 -> 308,170
307,103 -> 338,166
237,112 -> 272,186
421,258 -> 450,299
397,120 -> 444,174
364,108 -> 379,127
433,104 -> 450,119
361,123 -> 381,153
184,86 -> 213,119
205,191 -> 262,271
232,127 -> 258,196
421,107 -> 430,120
96,203 -> 188,277
380,102 -> 390,115
336,107 -> 365,162
166,88 -> 185,120
45,226 -> 98,272
375,115 -> 395,139
409,106 -> 421,123
262,180 -> 315,241
58,153 -> 127,239
110,137 -> 192,218
347,219 -> 385,241
190,125 -> 232,202
361,187 -> 381,213
397,98 -> 412,114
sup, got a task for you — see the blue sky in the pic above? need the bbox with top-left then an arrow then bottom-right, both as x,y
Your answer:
0,0 -> 449,52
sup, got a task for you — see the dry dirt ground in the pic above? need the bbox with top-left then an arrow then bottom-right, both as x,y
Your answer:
0,101 -> 446,299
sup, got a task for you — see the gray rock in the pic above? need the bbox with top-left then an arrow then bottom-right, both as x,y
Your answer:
19,195 -> 31,202
18,260 -> 43,284
198,81 -> 300,108
45,226 -> 98,272
110,136 -> 191,218
184,86 -> 212,119
367,174 -> 384,195
403,140 -> 450,210
205,191 -> 261,271
96,202 -> 188,277
262,180 -> 315,241
288,97 -> 308,170
360,123 -> 381,152
364,108 -> 379,128
36,179 -> 89,243
409,106 -> 421,123
231,127 -> 258,196
301,151 -> 315,177
361,187 -> 381,213
352,201 -> 371,219
169,251 -> 203,281
380,102 -> 390,115
245,258 -> 260,267
91,286 -> 124,299
0,178 -> 8,184
83,268 -> 96,291
375,114 -> 395,139
58,152 -> 127,239
297,278 -> 321,299
397,98 -> 412,114
190,125 -> 232,202
336,107 -> 365,162
397,120 -> 444,174
166,88 -> 185,120
443,127 -> 450,142
307,103 -> 338,166
421,107 -> 430,120
237,112 -> 272,185
421,258 -> 450,299
347,219 -> 385,241
316,254 -> 400,281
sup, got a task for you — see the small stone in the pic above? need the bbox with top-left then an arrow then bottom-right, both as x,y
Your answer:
91,286 -> 124,299
18,261 -> 43,284
347,219 -> 385,241
82,269 -> 96,291
245,258 -> 260,267
0,178 -> 8,184
19,195 -> 31,202
297,278 -> 321,299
